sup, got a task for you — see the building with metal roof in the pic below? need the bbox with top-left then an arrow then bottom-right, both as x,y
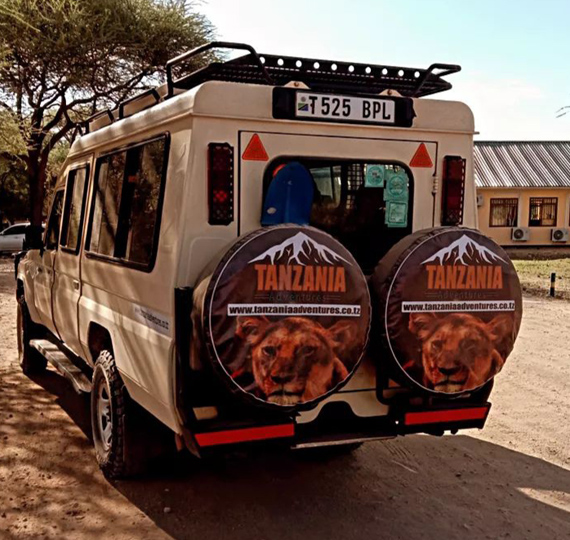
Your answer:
474,141 -> 570,246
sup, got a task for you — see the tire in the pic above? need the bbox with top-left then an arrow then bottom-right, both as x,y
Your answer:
91,350 -> 141,479
17,296 -> 47,375
371,227 -> 522,396
200,225 -> 371,411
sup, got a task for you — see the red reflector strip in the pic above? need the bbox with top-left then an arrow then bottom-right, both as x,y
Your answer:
195,424 -> 295,447
404,407 -> 488,426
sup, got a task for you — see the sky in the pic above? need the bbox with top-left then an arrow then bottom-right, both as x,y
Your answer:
197,0 -> 570,140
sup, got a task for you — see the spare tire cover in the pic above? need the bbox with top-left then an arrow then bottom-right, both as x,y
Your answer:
203,225 -> 371,410
372,227 -> 522,395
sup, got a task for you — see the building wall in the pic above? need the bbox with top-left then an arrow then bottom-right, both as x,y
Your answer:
477,188 -> 570,246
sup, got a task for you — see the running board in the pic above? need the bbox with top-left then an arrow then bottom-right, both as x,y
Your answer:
30,339 -> 92,394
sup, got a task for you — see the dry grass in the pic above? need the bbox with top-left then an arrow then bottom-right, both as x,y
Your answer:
513,258 -> 570,300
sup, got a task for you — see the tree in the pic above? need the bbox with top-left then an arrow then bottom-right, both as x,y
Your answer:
0,0 -> 214,225
0,110 -> 67,225
0,111 -> 27,225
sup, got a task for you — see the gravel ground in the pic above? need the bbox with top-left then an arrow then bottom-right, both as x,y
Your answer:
1,258 -> 569,540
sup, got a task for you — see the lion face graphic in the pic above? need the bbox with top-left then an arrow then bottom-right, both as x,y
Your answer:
409,313 -> 513,393
236,317 -> 358,405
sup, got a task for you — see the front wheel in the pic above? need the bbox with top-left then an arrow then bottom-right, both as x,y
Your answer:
17,296 -> 47,375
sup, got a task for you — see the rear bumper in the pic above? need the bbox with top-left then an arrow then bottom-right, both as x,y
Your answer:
192,401 -> 491,451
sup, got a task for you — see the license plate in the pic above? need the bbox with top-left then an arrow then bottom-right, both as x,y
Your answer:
295,92 -> 396,124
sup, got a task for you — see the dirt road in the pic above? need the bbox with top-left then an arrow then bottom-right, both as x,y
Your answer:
1,258 -> 569,540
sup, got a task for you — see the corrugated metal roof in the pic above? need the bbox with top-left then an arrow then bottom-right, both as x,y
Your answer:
474,141 -> 570,188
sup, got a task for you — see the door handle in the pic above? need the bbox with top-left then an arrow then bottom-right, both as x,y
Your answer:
73,280 -> 80,291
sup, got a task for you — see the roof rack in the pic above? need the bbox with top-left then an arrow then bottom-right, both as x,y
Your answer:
83,41 -> 460,134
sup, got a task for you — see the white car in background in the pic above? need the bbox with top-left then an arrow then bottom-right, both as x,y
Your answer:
0,223 -> 30,253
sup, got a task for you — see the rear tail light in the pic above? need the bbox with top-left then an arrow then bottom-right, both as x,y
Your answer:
404,406 -> 489,426
195,424 -> 295,447
441,155 -> 466,226
208,143 -> 234,225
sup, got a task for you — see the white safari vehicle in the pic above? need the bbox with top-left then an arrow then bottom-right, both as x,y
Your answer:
16,42 -> 522,478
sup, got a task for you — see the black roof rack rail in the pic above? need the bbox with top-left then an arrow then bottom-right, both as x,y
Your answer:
118,88 -> 161,119
82,109 -> 114,134
82,42 -> 461,135
166,41 -> 460,99
166,41 -> 274,97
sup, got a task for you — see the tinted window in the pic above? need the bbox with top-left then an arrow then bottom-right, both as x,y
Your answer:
90,152 -> 126,256
45,191 -> 64,250
88,136 -> 167,268
61,167 -> 89,251
123,139 -> 166,264
4,225 -> 27,235
311,166 -> 341,205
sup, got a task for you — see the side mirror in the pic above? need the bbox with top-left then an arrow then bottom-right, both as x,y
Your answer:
23,225 -> 44,251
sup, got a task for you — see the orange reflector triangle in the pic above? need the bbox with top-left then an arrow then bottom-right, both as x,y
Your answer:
242,134 -> 269,161
409,143 -> 433,168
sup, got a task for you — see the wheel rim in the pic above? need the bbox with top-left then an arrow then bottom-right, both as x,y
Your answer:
95,376 -> 113,453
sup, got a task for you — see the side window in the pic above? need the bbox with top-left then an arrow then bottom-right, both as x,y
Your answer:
122,139 -> 166,264
60,166 -> 89,252
88,136 -> 167,268
45,191 -> 64,250
90,152 -> 126,256
4,225 -> 27,235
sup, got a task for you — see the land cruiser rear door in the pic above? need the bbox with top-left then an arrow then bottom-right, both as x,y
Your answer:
52,162 -> 91,355
239,131 -> 437,268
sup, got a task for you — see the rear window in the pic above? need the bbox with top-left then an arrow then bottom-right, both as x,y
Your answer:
265,160 -> 413,272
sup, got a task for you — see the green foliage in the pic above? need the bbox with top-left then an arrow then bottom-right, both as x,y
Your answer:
0,111 -> 27,224
0,0 -> 214,100
0,0 -> 214,223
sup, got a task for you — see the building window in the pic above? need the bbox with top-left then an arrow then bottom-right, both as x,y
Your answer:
529,197 -> 557,227
489,198 -> 518,227
88,135 -> 168,269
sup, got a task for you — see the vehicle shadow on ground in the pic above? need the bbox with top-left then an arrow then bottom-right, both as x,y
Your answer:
21,368 -> 570,540
29,369 -> 93,441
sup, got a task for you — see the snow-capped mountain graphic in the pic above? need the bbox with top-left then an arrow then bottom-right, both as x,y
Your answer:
249,232 -> 351,266
421,235 -> 506,266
